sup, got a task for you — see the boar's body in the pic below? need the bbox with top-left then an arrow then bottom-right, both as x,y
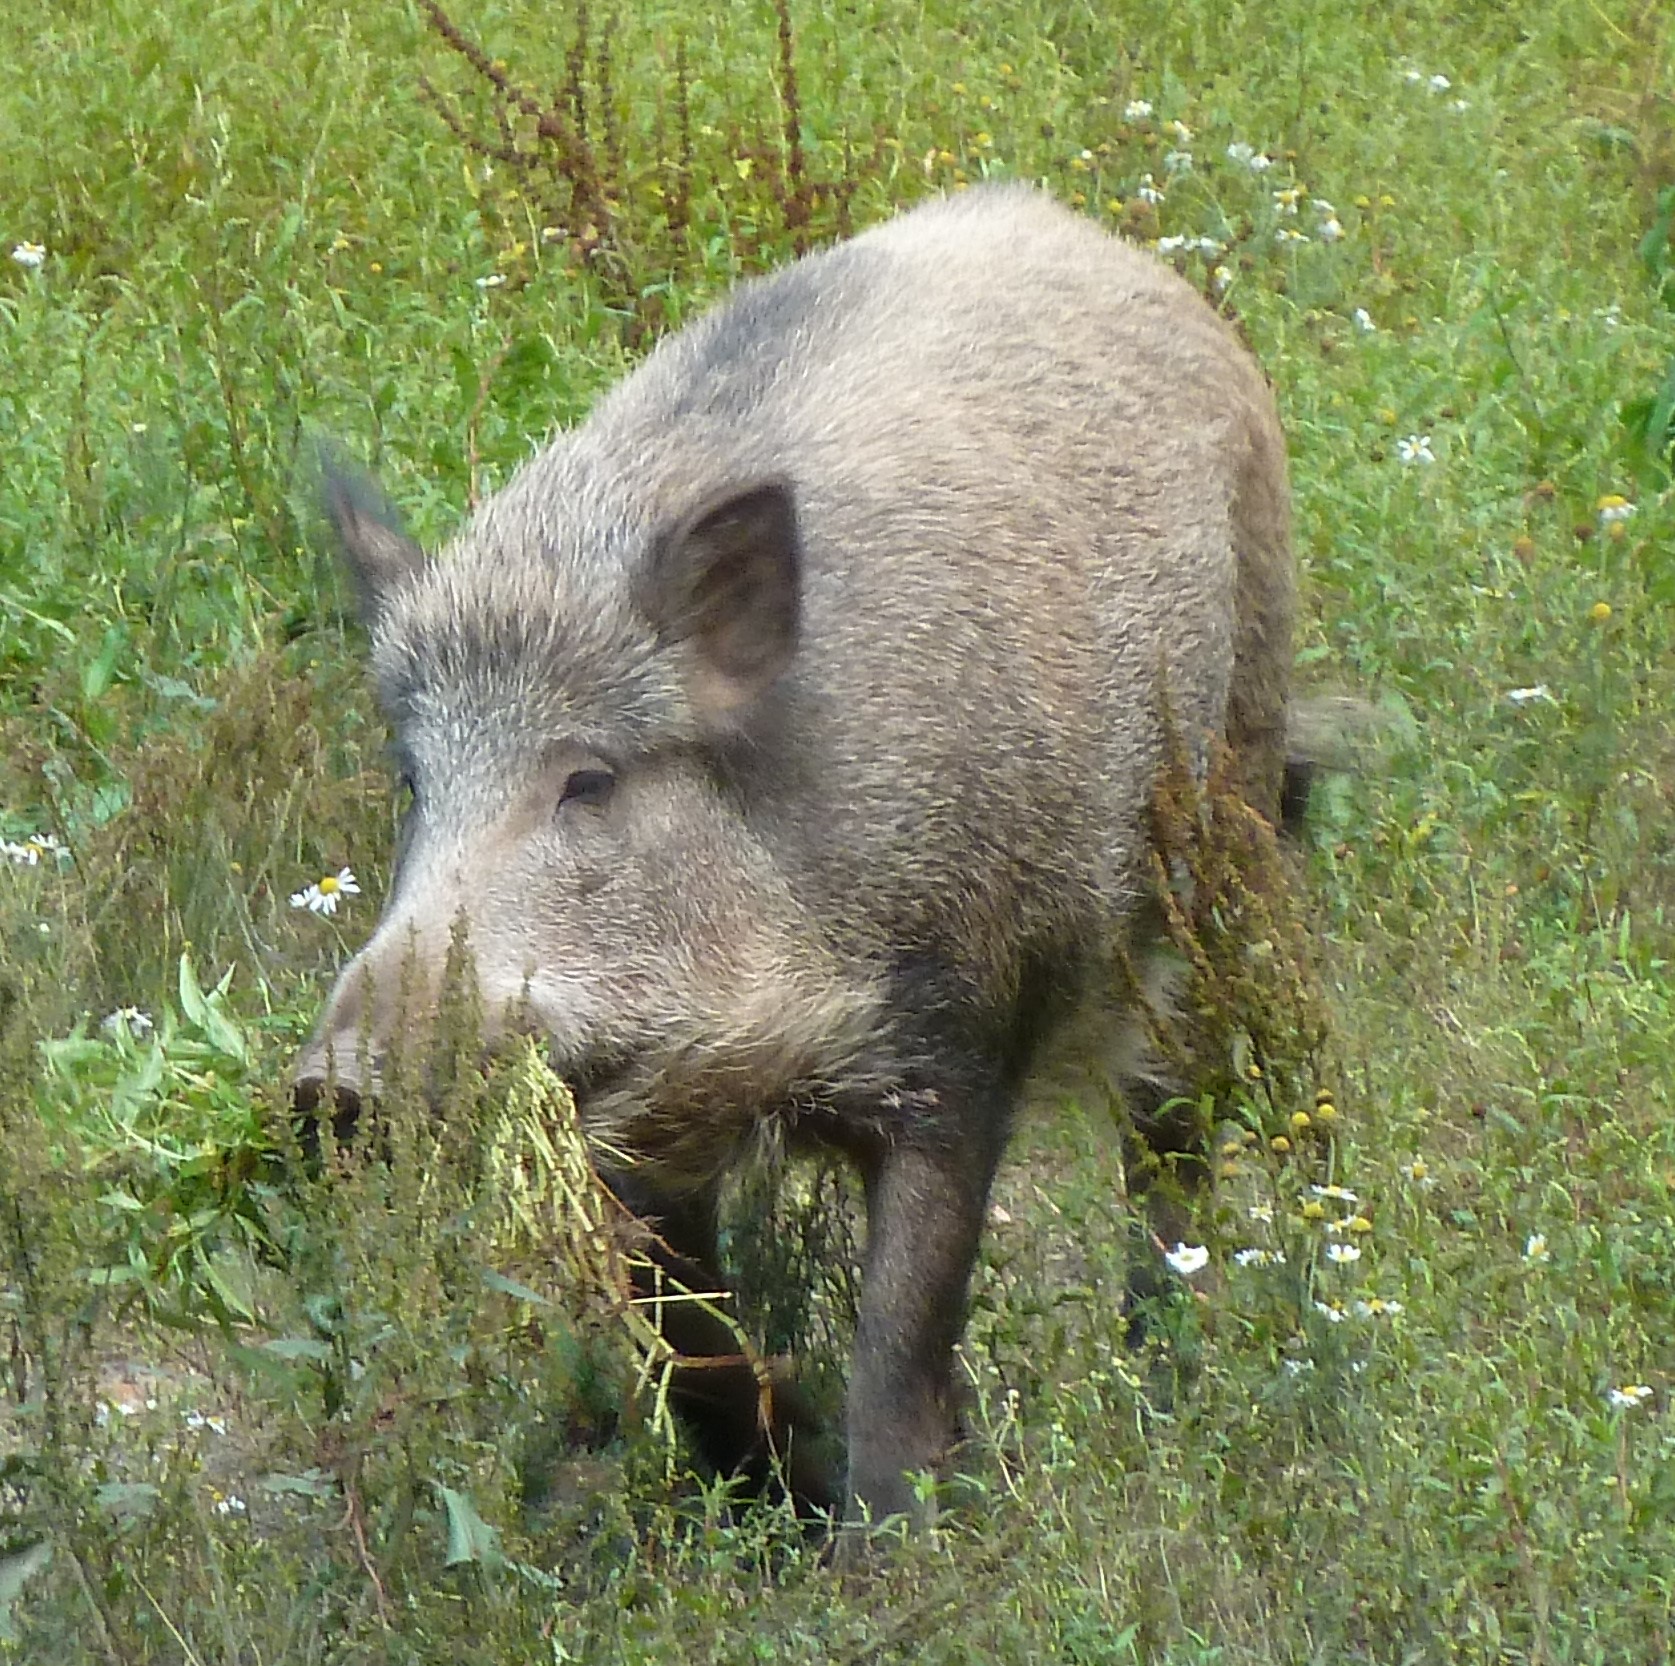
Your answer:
298,184 -> 1293,1531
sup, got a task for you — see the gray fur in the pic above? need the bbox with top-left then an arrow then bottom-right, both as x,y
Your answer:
295,184 -> 1296,1535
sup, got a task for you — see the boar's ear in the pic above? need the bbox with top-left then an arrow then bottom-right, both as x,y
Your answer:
640,478 -> 802,718
319,454 -> 428,623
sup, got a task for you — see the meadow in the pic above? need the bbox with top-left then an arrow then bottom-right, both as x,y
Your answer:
2,0 -> 1674,1659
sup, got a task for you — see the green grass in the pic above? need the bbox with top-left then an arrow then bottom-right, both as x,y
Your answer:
3,0 -> 1675,1658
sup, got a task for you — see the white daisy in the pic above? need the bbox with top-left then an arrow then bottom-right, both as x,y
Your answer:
101,1007 -> 155,1039
1164,1242 -> 1209,1276
1310,1184 -> 1361,1205
290,867 -> 362,916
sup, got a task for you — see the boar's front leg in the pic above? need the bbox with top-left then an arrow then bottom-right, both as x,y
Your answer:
844,1128 -> 1001,1530
605,1172 -> 838,1515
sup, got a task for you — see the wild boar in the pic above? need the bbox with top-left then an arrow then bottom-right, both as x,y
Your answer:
293,182 -> 1295,1534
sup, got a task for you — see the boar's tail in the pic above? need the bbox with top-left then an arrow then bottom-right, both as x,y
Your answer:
1279,693 -> 1406,836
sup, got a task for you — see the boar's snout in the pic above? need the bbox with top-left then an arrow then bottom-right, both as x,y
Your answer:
290,1062 -> 367,1157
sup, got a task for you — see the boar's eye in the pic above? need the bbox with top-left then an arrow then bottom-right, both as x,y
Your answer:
558,768 -> 616,812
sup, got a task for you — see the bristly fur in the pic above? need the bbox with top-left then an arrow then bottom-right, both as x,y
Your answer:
299,184 -> 1298,1531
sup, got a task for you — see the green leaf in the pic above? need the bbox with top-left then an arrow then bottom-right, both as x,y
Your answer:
260,1336 -> 333,1362
0,1540 -> 52,1643
177,954 -> 248,1064
81,626 -> 125,704
481,1267 -> 549,1306
203,1255 -> 259,1324
258,1469 -> 338,1499
94,1482 -> 161,1521
436,1484 -> 505,1570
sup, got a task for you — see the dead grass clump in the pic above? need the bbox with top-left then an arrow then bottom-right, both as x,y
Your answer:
1133,729 -> 1343,1183
415,0 -> 872,342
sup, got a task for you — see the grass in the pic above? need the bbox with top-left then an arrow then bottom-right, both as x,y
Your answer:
3,0 -> 1675,1658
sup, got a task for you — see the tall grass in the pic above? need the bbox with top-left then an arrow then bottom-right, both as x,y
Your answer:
2,0 -> 1673,1658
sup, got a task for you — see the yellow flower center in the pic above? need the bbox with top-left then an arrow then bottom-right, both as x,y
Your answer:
319,875 -> 340,895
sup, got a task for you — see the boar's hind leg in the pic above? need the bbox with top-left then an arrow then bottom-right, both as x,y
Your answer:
844,1127 -> 1001,1531
605,1172 -> 838,1515
1118,1076 -> 1210,1348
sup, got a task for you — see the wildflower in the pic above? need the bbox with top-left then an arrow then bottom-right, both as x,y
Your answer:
1275,227 -> 1310,244
1163,149 -> 1194,175
1346,1216 -> 1374,1235
290,867 -> 361,916
1589,601 -> 1613,624
1353,307 -> 1377,331
1124,99 -> 1154,121
1505,685 -> 1553,706
1156,234 -> 1188,254
475,273 -> 507,290
212,1493 -> 248,1516
1313,1088 -> 1339,1121
1165,120 -> 1193,143
1270,1135 -> 1292,1154
1608,1384 -> 1652,1410
1227,141 -> 1255,165
12,242 -> 47,269
1212,265 -> 1233,293
1248,1203 -> 1275,1224
1428,74 -> 1451,92
2,833 -> 65,866
1596,495 -> 1635,525
1524,1233 -> 1550,1262
1247,153 -> 1273,173
1353,1297 -> 1402,1318
101,1007 -> 155,1040
1396,434 -> 1436,465
1165,1243 -> 1210,1277
1318,216 -> 1345,242
184,1410 -> 228,1436
1300,1199 -> 1326,1221
1273,187 -> 1303,216
1290,1110 -> 1312,1133
1403,68 -> 1424,84
1234,1247 -> 1278,1267
1136,174 -> 1166,205
1450,99 -> 1469,113
1311,1184 -> 1361,1204
1326,1242 -> 1362,1265
1282,1356 -> 1316,1375
1314,1300 -> 1348,1323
